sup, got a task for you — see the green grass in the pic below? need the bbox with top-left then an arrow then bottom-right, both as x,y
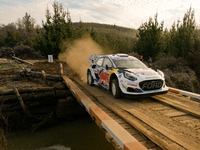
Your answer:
0,86 -> 8,90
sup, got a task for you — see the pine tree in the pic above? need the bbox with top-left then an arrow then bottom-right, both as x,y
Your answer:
168,7 -> 196,60
76,19 -> 84,38
35,1 -> 73,58
22,13 -> 35,34
134,13 -> 164,60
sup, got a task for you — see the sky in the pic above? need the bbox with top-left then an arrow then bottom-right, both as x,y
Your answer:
0,0 -> 200,29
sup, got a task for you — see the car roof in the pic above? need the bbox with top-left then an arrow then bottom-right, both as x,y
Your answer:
106,53 -> 137,60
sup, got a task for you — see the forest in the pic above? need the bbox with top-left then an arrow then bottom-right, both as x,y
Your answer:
0,1 -> 200,93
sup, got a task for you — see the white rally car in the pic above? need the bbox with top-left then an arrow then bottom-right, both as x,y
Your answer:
87,53 -> 168,98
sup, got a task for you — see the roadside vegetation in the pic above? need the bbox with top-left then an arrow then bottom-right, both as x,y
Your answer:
0,1 -> 200,94
0,1 -> 200,149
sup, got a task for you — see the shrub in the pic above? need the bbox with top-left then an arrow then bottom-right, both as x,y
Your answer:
0,45 -> 43,59
153,54 -> 200,93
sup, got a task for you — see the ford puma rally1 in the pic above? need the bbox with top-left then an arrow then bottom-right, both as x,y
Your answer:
87,54 -> 168,98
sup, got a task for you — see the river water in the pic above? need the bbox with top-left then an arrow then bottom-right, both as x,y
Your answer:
7,115 -> 115,150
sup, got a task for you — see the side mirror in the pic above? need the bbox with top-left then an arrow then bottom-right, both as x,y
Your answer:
92,65 -> 96,69
106,65 -> 112,70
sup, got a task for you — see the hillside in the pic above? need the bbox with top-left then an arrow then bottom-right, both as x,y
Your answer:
72,22 -> 138,38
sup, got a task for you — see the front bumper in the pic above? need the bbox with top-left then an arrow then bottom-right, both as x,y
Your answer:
119,78 -> 168,95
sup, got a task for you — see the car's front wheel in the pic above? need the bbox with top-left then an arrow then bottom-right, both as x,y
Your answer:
111,79 -> 122,98
87,71 -> 94,86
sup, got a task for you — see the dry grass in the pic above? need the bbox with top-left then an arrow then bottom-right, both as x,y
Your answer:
0,86 -> 8,91
0,60 -> 23,70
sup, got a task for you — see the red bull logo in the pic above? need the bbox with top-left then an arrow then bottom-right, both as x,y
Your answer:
97,69 -> 109,85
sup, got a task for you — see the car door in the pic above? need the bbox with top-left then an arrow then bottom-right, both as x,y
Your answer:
92,57 -> 104,83
97,57 -> 113,89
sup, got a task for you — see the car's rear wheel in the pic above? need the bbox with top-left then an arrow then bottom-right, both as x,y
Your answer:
87,71 -> 94,86
111,79 -> 122,98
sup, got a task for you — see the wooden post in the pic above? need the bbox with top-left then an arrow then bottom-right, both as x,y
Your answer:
22,67 -> 25,77
60,63 -> 63,76
13,87 -> 29,115
42,70 -> 46,84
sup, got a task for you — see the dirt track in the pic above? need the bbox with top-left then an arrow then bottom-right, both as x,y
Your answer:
0,59 -> 77,90
28,60 -> 77,77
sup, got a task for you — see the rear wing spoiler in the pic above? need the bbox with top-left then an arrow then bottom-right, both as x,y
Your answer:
88,55 -> 103,63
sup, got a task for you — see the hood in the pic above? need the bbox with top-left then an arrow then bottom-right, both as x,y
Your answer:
125,68 -> 161,79
125,68 -> 156,74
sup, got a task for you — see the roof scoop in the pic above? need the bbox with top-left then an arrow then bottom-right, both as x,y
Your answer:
116,53 -> 128,57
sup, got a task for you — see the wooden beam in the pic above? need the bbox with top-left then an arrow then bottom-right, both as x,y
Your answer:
152,95 -> 200,118
96,96 -> 197,150
0,87 -> 54,96
12,56 -> 33,65
13,87 -> 29,115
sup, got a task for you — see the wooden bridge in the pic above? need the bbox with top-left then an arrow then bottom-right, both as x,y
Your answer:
6,56 -> 200,150
62,75 -> 200,150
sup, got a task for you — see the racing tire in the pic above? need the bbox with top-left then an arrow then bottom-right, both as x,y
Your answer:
87,71 -> 94,86
111,79 -> 122,98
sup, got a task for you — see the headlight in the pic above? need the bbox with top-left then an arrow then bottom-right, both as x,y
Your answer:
157,69 -> 164,78
123,72 -> 137,81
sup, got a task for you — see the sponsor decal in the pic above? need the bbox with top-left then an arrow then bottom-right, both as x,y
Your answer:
97,69 -> 109,85
128,83 -> 137,87
121,84 -> 127,89
112,58 -> 136,61
141,81 -> 162,90
138,72 -> 156,76
117,70 -> 123,74
146,76 -> 158,79
94,79 -> 98,82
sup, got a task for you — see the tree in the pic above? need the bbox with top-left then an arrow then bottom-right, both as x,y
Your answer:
66,8 -> 73,39
90,26 -> 97,40
4,30 -> 22,47
16,18 -> 24,32
76,19 -> 84,38
22,13 -> 35,34
15,13 -> 36,46
35,1 -> 73,58
170,7 -> 196,60
134,14 -> 164,60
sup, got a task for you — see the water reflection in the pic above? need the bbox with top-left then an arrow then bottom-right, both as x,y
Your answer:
7,115 -> 115,150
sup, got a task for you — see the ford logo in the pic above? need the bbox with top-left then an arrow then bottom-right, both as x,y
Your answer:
140,80 -> 163,91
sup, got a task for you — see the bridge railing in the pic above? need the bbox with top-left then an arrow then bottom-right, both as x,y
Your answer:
168,87 -> 200,101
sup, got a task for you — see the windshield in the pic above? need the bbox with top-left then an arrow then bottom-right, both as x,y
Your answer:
113,58 -> 148,69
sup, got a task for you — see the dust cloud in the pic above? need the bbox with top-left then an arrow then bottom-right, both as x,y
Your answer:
58,37 -> 104,82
